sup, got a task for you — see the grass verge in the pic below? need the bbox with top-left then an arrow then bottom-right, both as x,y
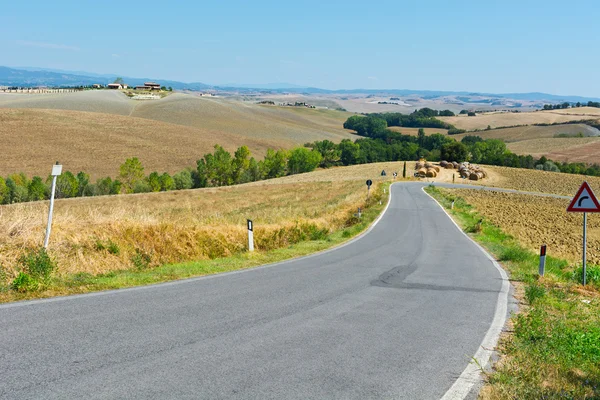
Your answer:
0,183 -> 390,303
425,185 -> 600,399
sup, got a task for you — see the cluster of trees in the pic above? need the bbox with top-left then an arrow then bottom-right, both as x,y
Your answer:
341,114 -> 600,177
343,108 -> 466,137
542,101 -> 600,110
0,145 -> 324,205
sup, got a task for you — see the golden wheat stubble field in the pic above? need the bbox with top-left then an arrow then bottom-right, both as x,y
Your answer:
440,108 -> 600,130
0,108 -> 286,179
0,163 -> 398,281
0,92 -> 357,178
448,188 -> 600,266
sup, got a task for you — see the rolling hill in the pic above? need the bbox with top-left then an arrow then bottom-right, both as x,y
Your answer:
0,91 -> 356,178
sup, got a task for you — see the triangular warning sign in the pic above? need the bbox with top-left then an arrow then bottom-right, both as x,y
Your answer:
567,182 -> 600,212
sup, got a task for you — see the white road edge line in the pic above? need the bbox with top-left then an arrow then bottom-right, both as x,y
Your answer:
423,186 -> 511,400
0,181 -> 396,310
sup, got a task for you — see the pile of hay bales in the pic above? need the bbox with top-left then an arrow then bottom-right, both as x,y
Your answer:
415,160 -> 440,178
440,160 -> 487,181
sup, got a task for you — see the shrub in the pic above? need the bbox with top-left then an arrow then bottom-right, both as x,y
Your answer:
173,170 -> 193,190
11,272 -> 39,292
18,247 -> 57,285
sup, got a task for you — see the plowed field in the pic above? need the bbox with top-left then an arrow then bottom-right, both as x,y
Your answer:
450,189 -> 600,264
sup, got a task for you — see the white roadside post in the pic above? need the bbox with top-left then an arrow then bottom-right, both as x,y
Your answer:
247,219 -> 254,252
566,181 -> 600,285
539,244 -> 547,276
366,179 -> 372,199
44,162 -> 62,249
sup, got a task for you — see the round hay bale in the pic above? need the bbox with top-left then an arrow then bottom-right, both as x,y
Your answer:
440,160 -> 448,167
460,170 -> 470,178
417,168 -> 427,177
426,169 -> 437,178
481,170 -> 488,178
433,166 -> 441,172
469,172 -> 484,181
445,164 -> 455,169
425,162 -> 433,169
415,162 -> 425,170
452,162 -> 459,168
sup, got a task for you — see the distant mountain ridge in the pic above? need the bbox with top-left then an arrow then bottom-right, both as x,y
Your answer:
1,66 -> 598,102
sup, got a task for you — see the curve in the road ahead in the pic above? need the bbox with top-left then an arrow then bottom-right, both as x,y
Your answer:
0,182 -> 510,400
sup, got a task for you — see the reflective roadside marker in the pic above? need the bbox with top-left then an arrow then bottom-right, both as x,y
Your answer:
539,244 -> 547,276
247,219 -> 254,252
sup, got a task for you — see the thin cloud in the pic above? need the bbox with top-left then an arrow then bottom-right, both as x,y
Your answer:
112,54 -> 120,58
16,40 -> 80,51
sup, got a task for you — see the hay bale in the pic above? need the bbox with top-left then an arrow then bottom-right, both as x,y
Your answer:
445,163 -> 455,169
460,170 -> 470,178
452,162 -> 459,168
415,162 -> 425,170
440,160 -> 448,167
426,169 -> 437,178
469,172 -> 484,181
417,168 -> 427,177
425,162 -> 433,169
433,166 -> 441,172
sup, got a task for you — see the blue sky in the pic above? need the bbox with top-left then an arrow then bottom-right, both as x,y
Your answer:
1,0 -> 598,96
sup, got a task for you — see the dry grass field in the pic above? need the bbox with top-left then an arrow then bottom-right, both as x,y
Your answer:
387,126 -> 449,135
0,90 -> 135,115
0,108 -> 287,178
0,163 -> 393,282
507,137 -> 600,162
0,92 -> 357,178
452,123 -> 599,142
440,108 -> 600,130
450,189 -> 600,265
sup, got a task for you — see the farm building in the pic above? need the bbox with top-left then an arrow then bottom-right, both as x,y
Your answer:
92,84 -> 102,88
144,82 -> 161,90
107,83 -> 123,89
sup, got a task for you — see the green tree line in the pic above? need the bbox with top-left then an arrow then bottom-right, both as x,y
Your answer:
0,145 -> 323,205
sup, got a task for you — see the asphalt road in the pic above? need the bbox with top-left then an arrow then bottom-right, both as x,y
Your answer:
0,183 -> 506,400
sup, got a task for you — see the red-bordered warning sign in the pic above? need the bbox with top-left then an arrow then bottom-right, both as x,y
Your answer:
567,182 -> 600,212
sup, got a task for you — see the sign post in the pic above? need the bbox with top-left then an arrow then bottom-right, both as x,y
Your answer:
566,181 -> 600,285
44,162 -> 62,249
366,179 -> 372,199
247,219 -> 254,252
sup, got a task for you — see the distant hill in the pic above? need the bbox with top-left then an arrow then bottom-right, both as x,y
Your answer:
0,66 -> 211,90
2,66 -> 599,103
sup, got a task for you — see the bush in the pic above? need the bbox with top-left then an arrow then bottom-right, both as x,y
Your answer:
173,170 -> 193,190
18,248 -> 57,286
11,272 -> 39,292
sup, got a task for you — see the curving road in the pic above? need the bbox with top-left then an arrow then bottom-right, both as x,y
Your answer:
0,183 -> 507,400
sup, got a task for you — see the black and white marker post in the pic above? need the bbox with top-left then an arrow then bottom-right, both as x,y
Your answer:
247,219 -> 254,252
539,244 -> 547,276
366,179 -> 372,199
44,162 -> 62,249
